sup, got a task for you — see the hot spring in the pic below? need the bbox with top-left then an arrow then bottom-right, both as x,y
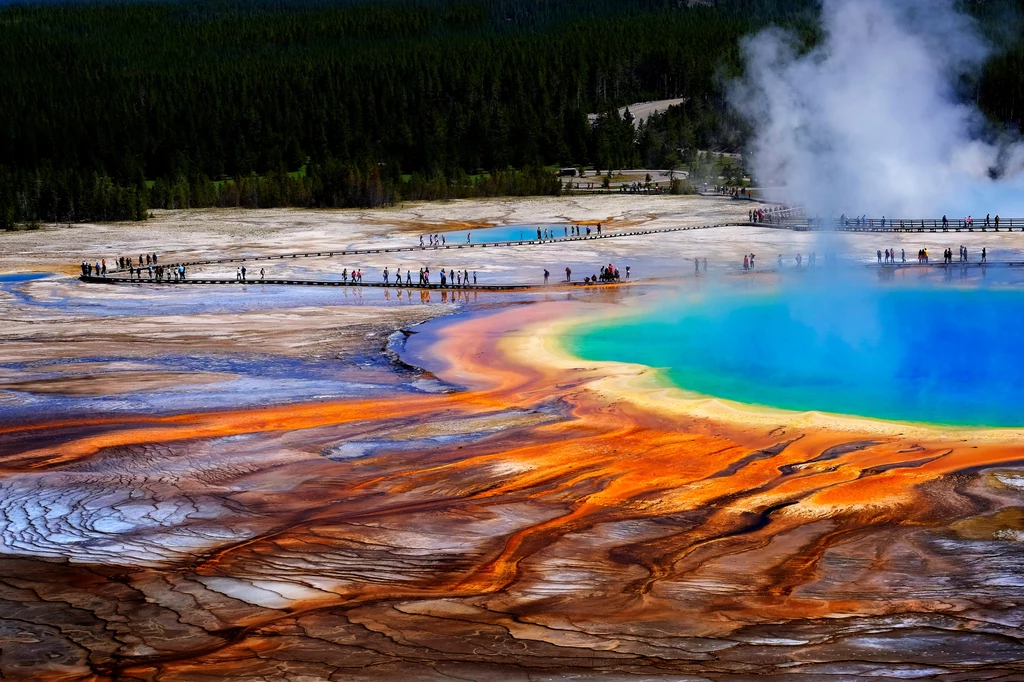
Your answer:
566,276 -> 1024,427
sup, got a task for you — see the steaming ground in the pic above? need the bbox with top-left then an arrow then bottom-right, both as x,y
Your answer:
733,0 -> 1024,217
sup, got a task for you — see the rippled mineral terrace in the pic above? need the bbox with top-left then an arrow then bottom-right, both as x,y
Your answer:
3,196 -> 1024,681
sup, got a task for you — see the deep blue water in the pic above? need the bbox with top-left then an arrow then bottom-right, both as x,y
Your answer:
568,282 -> 1024,427
0,273 -> 49,283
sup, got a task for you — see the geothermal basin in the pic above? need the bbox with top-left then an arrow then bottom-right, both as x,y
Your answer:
567,271 -> 1024,427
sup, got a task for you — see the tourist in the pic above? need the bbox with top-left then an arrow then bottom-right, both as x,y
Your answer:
995,215 -> 1001,229
901,249 -> 905,263
877,249 -> 882,264
626,265 -> 632,278
942,215 -> 948,229
236,267 -> 241,282
702,258 -> 707,273
473,271 -> 477,284
777,254 -> 782,268
466,232 -> 471,243
565,266 -> 571,282
260,267 -> 265,281
383,267 -> 389,284
982,247 -> 987,263
743,255 -> 749,272
241,266 -> 246,282
694,258 -> 700,275
796,253 -> 803,267
750,253 -> 755,269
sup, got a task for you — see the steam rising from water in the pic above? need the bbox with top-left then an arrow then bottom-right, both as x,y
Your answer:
732,0 -> 1024,217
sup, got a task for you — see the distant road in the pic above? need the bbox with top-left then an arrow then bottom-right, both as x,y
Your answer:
587,97 -> 687,127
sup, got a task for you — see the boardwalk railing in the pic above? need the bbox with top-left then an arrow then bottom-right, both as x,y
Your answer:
775,217 -> 1024,232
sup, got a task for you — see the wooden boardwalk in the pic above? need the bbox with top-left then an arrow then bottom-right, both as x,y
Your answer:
83,215 -> 1024,285
771,218 -> 1024,233
118,221 -> 749,272
78,275 -> 631,290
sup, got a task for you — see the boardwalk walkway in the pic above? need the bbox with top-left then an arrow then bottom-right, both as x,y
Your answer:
83,214 -> 1024,287
142,221 -> 747,271
78,275 -> 633,291
773,218 -> 1024,233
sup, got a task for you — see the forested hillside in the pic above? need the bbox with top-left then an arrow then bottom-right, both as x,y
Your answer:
2,0 -> 1021,225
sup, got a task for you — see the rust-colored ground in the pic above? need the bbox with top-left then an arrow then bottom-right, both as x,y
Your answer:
2,301 -> 1024,680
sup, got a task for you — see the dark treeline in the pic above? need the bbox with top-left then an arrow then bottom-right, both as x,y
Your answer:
0,0 -> 823,225
6,0 -> 1024,225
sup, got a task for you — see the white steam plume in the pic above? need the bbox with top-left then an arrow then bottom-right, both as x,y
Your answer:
731,0 -> 1024,218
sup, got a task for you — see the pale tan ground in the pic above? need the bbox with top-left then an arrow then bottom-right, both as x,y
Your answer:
5,194 -> 1024,284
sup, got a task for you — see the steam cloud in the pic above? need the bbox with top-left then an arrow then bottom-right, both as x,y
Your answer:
731,0 -> 1024,218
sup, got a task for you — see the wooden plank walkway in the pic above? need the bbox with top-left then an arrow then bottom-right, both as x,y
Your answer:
118,221 -> 750,272
78,275 -> 631,290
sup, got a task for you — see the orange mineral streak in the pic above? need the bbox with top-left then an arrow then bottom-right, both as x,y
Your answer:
11,299 -> 1024,679
2,393 -> 501,469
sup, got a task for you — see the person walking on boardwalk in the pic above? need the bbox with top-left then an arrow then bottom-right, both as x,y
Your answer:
467,232 -> 471,244
241,266 -> 246,282
695,258 -> 700,275
743,255 -> 749,272
236,267 -> 241,282
383,267 -> 389,284
473,271 -> 477,284
942,215 -> 948,229
877,249 -> 882,264
544,269 -> 550,284
995,215 -> 1001,229
982,247 -> 987,263
260,268 -> 265,281
565,266 -> 572,282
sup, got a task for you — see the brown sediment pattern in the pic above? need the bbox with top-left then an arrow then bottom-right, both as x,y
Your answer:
3,301 -> 1024,680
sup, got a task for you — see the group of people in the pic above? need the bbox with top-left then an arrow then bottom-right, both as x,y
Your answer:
748,206 -> 792,224
421,234 -> 447,247
941,245 -> 987,264
879,248 -> 906,264
580,263 -> 626,285
235,267 -> 268,282
379,266 -> 477,287
876,246 -> 990,265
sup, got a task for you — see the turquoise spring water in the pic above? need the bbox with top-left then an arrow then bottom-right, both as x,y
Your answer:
441,224 -> 568,243
566,282 -> 1024,427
